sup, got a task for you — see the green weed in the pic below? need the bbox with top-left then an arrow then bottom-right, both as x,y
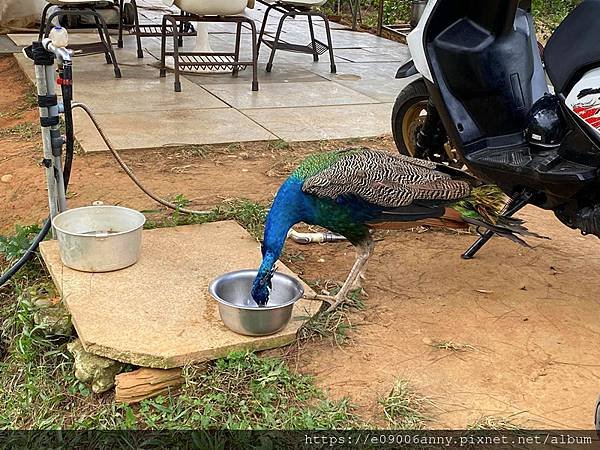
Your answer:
379,380 -> 434,429
144,198 -> 267,241
0,122 -> 40,140
467,413 -> 524,431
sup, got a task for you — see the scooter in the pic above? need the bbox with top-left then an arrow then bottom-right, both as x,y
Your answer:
391,0 -> 600,259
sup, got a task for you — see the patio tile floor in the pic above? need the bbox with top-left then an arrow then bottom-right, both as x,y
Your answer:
8,0 -> 411,151
203,80 -> 378,109
73,108 -> 276,152
242,103 -> 393,142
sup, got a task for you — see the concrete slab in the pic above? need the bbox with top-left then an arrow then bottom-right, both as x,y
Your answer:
311,62 -> 415,103
40,221 -> 319,368
335,48 -> 406,63
74,107 -> 276,152
74,69 -> 228,113
0,35 -> 21,54
328,29 -> 402,49
204,80 -> 378,109
9,32 -> 117,47
242,103 -> 393,141
12,40 -> 153,85
14,53 -> 35,84
185,66 -> 328,86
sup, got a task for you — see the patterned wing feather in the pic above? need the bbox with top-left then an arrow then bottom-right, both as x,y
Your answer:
302,148 -> 471,207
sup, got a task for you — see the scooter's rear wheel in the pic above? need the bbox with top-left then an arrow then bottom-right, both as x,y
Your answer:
595,395 -> 600,437
392,79 -> 463,168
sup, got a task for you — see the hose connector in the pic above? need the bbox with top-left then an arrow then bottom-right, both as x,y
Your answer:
287,229 -> 346,245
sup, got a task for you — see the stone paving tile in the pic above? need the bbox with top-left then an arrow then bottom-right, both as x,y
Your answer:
14,52 -> 35,84
40,221 -> 319,368
0,35 -> 21,54
242,103 -> 393,141
74,71 -> 227,113
40,221 -> 321,368
310,61 -> 415,103
334,47 -> 407,63
185,65 -> 328,86
74,107 -> 276,152
203,80 -> 378,109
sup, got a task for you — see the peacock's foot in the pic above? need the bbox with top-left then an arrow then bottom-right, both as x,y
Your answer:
304,293 -> 346,313
324,294 -> 347,313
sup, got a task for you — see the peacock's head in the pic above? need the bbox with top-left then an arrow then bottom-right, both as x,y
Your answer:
251,264 -> 276,306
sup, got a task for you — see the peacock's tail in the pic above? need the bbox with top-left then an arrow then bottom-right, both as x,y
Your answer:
449,185 -> 548,247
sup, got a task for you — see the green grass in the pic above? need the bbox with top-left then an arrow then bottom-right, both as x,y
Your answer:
0,122 -> 40,140
268,139 -> 291,152
379,380 -> 434,429
533,0 -> 580,28
467,413 -> 524,430
143,198 -> 268,241
119,351 -> 362,430
297,282 -> 365,346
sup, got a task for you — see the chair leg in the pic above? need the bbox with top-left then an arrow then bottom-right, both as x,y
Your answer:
117,0 -> 124,48
247,18 -> 259,91
93,10 -> 122,78
257,3 -> 275,57
92,11 -> 112,64
266,13 -> 288,73
321,13 -> 336,74
177,11 -> 186,47
131,0 -> 144,58
232,21 -> 242,77
38,3 -> 53,40
159,15 -> 168,78
171,17 -> 182,92
307,15 -> 318,62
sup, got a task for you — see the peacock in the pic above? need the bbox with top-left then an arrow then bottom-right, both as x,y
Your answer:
251,147 -> 543,311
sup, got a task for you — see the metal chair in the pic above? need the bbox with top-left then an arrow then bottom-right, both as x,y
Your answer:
38,0 -> 121,78
257,0 -> 336,73
117,0 -> 196,59
159,0 -> 259,92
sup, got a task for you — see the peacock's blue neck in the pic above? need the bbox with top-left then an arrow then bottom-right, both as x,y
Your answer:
259,177 -> 307,272
252,177 -> 309,303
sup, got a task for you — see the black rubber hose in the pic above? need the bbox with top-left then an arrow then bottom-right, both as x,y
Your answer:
0,219 -> 51,287
61,62 -> 74,187
0,65 -> 75,288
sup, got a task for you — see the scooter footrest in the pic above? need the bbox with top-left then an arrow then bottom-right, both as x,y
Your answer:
539,159 -> 598,181
469,146 -> 532,168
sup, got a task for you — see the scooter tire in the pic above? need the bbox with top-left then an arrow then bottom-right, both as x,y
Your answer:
391,78 -> 429,156
595,395 -> 600,437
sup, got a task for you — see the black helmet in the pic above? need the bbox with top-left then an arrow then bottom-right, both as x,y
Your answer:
526,94 -> 566,148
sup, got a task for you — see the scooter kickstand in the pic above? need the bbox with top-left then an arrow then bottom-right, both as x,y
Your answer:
461,191 -> 533,260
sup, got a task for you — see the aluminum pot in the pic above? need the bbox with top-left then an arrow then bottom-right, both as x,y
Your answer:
209,269 -> 304,336
52,205 -> 146,272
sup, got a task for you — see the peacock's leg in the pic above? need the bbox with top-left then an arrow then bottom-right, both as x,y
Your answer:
324,237 -> 374,312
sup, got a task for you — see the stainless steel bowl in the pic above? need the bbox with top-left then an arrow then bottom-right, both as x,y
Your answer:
52,205 -> 146,272
209,270 -> 304,336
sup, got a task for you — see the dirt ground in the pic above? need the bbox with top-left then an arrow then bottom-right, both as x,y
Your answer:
1,55 -> 599,429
